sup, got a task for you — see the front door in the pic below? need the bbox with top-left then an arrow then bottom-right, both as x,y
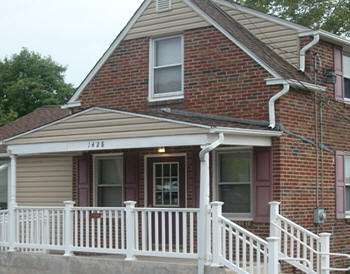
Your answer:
147,156 -> 186,208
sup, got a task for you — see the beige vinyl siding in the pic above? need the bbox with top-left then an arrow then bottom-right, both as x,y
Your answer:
7,109 -> 208,145
217,3 -> 299,67
125,0 -> 209,40
16,156 -> 72,206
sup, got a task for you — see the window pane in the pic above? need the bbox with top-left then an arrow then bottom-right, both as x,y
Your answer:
155,164 -> 162,177
154,66 -> 182,94
219,184 -> 251,213
346,156 -> 350,184
0,165 -> 7,209
347,186 -> 350,212
344,55 -> 350,77
163,164 -> 170,177
97,186 -> 122,207
345,78 -> 350,99
220,152 -> 251,182
155,37 -> 181,67
98,158 -> 123,185
171,164 -> 178,176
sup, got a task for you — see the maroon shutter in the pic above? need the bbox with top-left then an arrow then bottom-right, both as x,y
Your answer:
192,149 -> 200,207
124,151 -> 139,203
336,151 -> 346,219
334,46 -> 344,101
76,155 -> 91,206
253,147 -> 273,223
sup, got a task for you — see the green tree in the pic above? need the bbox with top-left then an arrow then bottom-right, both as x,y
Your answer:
231,0 -> 350,37
0,48 -> 74,126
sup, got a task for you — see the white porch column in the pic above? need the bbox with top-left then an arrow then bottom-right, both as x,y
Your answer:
198,133 -> 224,274
8,154 -> 17,252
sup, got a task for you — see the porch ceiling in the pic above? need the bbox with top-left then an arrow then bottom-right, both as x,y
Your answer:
3,107 -> 282,155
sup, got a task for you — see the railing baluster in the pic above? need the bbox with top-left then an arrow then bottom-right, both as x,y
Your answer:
229,225 -> 233,263
243,234 -> 247,270
190,212 -> 194,254
97,211 -> 101,249
155,211 -> 159,252
310,236 -> 313,269
222,223 -> 226,259
103,210 -> 106,249
148,211 -> 152,251
142,211 -> 146,251
115,210 -> 119,250
74,211 -> 78,247
236,229 -> 240,267
161,211 -> 165,252
303,233 -> 307,266
297,229 -> 300,260
284,221 -> 287,256
263,246 -> 268,274
169,211 -> 172,253
249,238 -> 254,274
175,211 -> 179,254
290,225 -> 294,258
91,213 -> 95,248
257,243 -> 261,274
86,210 -> 89,248
80,210 -> 84,248
121,210 -> 125,250
57,210 -> 60,246
183,212 -> 187,254
135,210 -> 139,251
109,210 -> 112,249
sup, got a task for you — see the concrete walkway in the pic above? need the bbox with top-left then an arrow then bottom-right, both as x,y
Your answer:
0,251 -> 236,274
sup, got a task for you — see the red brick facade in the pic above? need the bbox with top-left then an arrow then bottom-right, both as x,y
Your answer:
70,26 -> 350,268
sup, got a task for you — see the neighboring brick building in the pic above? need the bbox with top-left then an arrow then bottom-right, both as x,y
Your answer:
1,0 -> 350,271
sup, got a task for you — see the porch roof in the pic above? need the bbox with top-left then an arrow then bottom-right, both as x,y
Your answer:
2,107 -> 282,155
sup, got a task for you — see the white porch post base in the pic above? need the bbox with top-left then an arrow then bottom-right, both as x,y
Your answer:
125,201 -> 136,261
63,201 -> 75,256
320,233 -> 331,274
211,201 -> 223,267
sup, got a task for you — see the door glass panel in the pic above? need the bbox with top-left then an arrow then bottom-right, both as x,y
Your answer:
154,162 -> 179,206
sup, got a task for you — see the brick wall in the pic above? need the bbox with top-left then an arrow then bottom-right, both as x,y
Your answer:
78,26 -> 279,121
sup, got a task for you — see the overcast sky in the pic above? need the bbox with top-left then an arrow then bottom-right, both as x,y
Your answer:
0,0 -> 142,87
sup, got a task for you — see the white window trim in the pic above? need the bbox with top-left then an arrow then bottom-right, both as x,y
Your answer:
144,153 -> 187,208
148,34 -> 184,102
153,161 -> 180,207
92,153 -> 124,207
213,147 -> 253,221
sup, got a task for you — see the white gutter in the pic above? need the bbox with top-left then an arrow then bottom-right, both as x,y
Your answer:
198,133 -> 224,274
0,164 -> 8,172
268,83 -> 290,129
299,32 -> 320,72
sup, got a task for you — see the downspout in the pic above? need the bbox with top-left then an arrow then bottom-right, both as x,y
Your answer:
299,33 -> 320,72
269,83 -> 290,128
198,132 -> 224,274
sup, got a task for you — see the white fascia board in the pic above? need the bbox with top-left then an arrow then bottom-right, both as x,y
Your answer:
2,106 -> 212,144
61,101 -> 81,109
7,134 -> 211,155
265,78 -> 327,92
208,133 -> 272,146
67,0 -> 152,105
299,30 -> 350,48
213,0 -> 309,32
184,0 -> 281,79
211,127 -> 282,137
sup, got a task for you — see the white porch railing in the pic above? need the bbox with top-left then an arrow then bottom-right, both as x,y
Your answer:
134,207 -> 199,259
211,202 -> 278,274
0,210 -> 8,251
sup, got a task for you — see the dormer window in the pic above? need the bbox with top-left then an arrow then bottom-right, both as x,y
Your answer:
149,35 -> 184,102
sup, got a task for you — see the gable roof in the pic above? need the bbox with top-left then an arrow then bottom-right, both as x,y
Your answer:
0,105 -> 70,153
66,0 -> 313,107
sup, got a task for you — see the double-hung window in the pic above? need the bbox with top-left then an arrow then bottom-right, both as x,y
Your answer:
345,155 -> 350,215
95,156 -> 123,207
149,35 -> 184,101
344,55 -> 350,100
216,150 -> 252,219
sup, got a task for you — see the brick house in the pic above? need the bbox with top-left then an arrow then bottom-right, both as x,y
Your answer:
1,0 -> 350,272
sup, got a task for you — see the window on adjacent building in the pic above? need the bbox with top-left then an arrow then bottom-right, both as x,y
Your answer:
216,150 -> 252,219
344,55 -> 350,100
149,35 -> 183,101
345,155 -> 350,213
95,156 -> 123,207
0,162 -> 8,210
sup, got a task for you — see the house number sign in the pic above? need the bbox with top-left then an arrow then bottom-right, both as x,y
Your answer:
89,213 -> 102,219
88,141 -> 105,149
